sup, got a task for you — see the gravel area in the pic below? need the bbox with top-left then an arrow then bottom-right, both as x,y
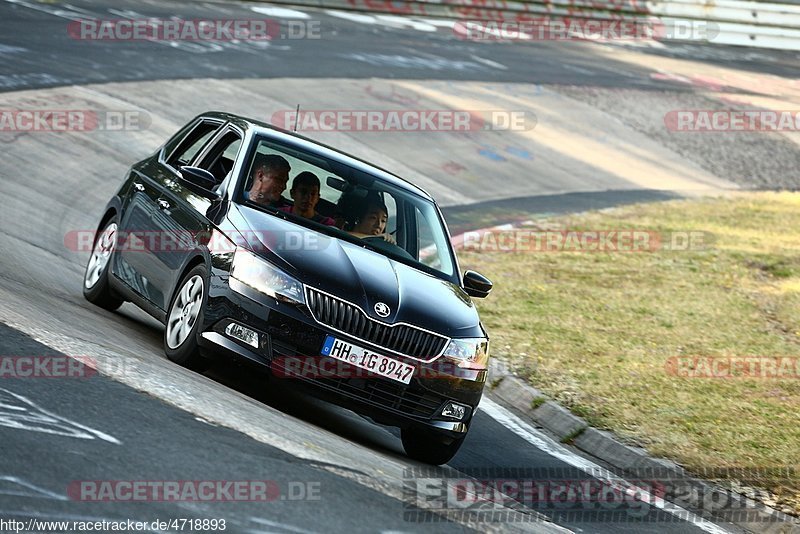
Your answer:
555,86 -> 800,190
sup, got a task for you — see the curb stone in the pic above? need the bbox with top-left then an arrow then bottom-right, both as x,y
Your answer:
486,358 -> 800,533
488,359 -> 587,445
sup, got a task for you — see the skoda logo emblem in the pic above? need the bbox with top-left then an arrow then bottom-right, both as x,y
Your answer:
374,302 -> 390,318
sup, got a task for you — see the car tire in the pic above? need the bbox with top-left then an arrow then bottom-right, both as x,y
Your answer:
401,427 -> 466,465
83,217 -> 124,311
164,264 -> 210,371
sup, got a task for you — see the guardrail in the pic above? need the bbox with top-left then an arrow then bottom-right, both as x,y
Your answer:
649,0 -> 800,49
265,0 -> 800,50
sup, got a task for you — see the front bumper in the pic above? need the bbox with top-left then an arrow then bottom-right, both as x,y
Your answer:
198,272 -> 486,437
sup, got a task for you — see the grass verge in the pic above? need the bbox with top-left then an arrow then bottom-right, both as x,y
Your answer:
457,192 -> 800,515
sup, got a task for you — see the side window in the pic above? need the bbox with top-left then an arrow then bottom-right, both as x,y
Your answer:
416,206 -> 441,269
384,193 -> 397,235
197,132 -> 242,183
162,120 -> 196,157
167,121 -> 221,168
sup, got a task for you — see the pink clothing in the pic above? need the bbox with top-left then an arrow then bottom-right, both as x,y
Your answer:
279,205 -> 336,226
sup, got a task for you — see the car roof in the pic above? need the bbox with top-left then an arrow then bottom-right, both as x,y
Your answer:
200,111 -> 435,202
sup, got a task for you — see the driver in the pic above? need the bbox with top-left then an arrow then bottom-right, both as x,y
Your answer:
346,194 -> 395,244
246,153 -> 291,209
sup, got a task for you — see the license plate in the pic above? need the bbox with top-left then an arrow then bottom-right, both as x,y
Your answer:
321,335 -> 415,384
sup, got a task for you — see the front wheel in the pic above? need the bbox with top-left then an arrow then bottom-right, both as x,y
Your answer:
83,217 -> 124,311
164,264 -> 210,371
401,427 -> 466,465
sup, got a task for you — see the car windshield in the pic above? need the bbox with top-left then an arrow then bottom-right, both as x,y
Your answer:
236,136 -> 457,280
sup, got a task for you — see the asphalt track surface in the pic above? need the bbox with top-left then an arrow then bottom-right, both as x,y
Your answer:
0,0 -> 794,532
0,324 -> 473,534
0,0 -> 797,92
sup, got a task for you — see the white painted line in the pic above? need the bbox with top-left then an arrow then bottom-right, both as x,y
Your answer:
0,73 -> 64,89
0,45 -> 27,54
1,0 -> 94,21
469,55 -> 508,71
250,6 -> 310,19
61,3 -> 102,17
561,64 -> 596,76
0,476 -> 68,501
326,11 -> 442,32
106,9 -> 226,55
0,388 -> 121,444
480,397 -> 733,534
325,10 -> 377,23
419,18 -> 457,28
375,15 -> 437,32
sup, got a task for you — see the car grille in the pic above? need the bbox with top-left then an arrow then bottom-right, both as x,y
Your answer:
305,288 -> 448,361
314,377 -> 445,419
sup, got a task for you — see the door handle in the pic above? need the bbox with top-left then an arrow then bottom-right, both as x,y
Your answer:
157,199 -> 170,210
133,182 -> 145,192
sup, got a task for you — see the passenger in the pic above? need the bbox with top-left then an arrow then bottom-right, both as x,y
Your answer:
345,194 -> 396,243
246,153 -> 291,209
279,171 -> 336,226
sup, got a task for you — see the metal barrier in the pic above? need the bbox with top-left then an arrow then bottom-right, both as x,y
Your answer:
649,0 -> 800,49
261,0 -> 800,50
650,0 -> 800,27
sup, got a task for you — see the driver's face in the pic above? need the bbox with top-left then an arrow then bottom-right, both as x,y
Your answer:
355,206 -> 388,235
249,167 -> 289,204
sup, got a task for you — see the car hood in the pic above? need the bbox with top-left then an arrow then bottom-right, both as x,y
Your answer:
229,204 -> 482,338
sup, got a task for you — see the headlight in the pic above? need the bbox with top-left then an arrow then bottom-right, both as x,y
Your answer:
231,247 -> 305,305
442,337 -> 489,370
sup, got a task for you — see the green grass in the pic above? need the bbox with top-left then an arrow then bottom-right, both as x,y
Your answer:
458,192 -> 800,514
531,396 -> 547,409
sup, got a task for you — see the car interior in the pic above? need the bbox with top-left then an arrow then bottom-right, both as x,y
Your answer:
166,128 -> 452,277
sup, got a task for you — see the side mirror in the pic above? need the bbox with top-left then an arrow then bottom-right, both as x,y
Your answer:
463,270 -> 493,298
179,166 -> 219,200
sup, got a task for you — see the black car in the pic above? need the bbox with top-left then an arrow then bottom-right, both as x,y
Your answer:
83,111 -> 493,464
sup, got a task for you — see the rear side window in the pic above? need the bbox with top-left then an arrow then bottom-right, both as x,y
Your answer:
161,121 -> 195,157
166,120 -> 221,168
197,131 -> 243,183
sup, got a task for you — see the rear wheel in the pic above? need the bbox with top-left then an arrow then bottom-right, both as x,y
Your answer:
83,217 -> 124,311
165,264 -> 210,371
401,427 -> 466,465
